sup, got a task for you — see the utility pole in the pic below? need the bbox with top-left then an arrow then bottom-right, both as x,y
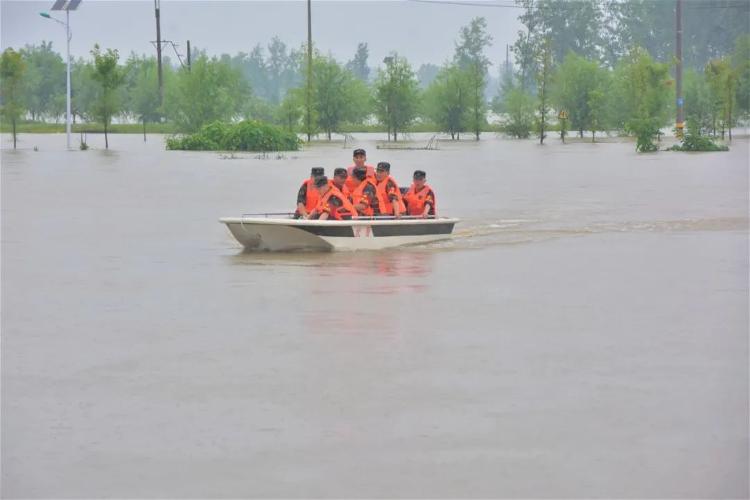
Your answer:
155,0 -> 163,106
675,0 -> 684,138
306,0 -> 312,142
186,40 -> 191,71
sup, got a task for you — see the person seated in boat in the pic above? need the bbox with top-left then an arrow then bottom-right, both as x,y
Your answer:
307,176 -> 357,221
295,167 -> 324,219
374,162 -> 406,217
348,167 -> 378,217
345,148 -> 375,192
332,168 -> 350,197
404,170 -> 436,218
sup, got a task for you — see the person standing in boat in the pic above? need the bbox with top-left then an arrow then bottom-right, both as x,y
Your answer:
404,170 -> 436,218
345,148 -> 375,193
295,167 -> 325,219
331,168 -> 351,197
348,167 -> 378,217
374,162 -> 406,217
307,176 -> 357,220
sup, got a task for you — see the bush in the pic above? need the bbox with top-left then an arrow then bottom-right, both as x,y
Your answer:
668,120 -> 729,151
668,134 -> 729,152
166,120 -> 300,151
626,118 -> 660,152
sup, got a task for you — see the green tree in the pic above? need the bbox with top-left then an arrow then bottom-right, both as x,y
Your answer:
705,58 -> 737,140
276,87 -> 304,131
455,17 -> 492,140
345,42 -> 370,82
312,56 -> 368,139
127,56 -> 161,141
90,44 -> 125,148
19,41 -> 65,121
536,37 -> 553,144
1,48 -> 26,149
501,86 -> 535,139
551,52 -> 610,139
417,63 -> 440,89
732,34 -> 750,120
609,48 -> 672,152
514,0 -> 602,89
684,68 -> 714,134
374,54 -> 420,141
423,63 -> 469,139
164,55 -> 249,132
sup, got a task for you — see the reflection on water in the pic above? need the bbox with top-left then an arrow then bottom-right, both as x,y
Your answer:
227,247 -> 433,280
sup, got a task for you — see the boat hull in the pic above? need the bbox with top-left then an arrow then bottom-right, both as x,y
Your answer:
220,216 -> 458,251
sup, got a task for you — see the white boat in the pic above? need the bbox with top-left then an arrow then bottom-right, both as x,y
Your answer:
220,213 -> 459,251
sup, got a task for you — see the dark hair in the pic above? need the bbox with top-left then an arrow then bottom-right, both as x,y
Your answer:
353,167 -> 367,180
413,170 -> 426,180
376,161 -> 390,172
353,148 -> 366,157
314,176 -> 328,188
333,167 -> 347,177
311,167 -> 324,176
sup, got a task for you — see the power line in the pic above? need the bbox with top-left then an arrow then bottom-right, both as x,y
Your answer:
407,0 -> 523,8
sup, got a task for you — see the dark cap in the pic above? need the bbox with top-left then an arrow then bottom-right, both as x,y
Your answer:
376,161 -> 390,172
333,167 -> 347,178
314,176 -> 329,188
352,167 -> 367,180
311,167 -> 324,177
353,148 -> 366,157
413,170 -> 426,180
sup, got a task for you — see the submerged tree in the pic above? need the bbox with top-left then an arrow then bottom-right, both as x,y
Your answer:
423,64 -> 469,139
609,48 -> 672,152
313,55 -> 369,139
1,48 -> 26,149
374,54 -> 420,141
705,58 -> 737,140
455,17 -> 492,140
90,44 -> 124,149
164,55 -> 249,132
552,52 -> 610,140
536,37 -> 553,144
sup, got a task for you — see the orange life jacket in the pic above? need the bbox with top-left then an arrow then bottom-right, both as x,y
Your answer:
331,180 -> 350,198
375,176 -> 406,215
404,183 -> 436,216
301,178 -> 320,212
348,178 -> 377,216
345,164 -> 376,192
317,185 -> 357,220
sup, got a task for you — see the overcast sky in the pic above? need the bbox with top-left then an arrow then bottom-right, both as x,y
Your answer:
1,0 -> 521,70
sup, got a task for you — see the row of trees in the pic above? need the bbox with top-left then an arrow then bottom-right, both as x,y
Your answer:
512,0 -> 750,90
0,17 -> 496,146
497,33 -> 749,151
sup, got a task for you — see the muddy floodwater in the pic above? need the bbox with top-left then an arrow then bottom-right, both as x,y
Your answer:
2,132 -> 748,498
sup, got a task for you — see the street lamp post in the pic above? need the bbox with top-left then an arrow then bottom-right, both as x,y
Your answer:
41,6 -> 75,150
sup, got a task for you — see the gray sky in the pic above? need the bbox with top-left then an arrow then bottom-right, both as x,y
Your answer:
1,0 -> 521,70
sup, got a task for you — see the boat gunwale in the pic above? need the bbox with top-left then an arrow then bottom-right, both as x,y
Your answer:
219,216 -> 460,227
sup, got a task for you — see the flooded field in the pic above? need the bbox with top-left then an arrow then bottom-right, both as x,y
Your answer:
2,132 -> 748,497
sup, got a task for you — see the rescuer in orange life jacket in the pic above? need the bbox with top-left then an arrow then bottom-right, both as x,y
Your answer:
374,161 -> 406,217
403,170 -> 436,217
348,167 -> 378,217
332,167 -> 350,197
345,148 -> 376,193
295,167 -> 325,219
307,176 -> 357,220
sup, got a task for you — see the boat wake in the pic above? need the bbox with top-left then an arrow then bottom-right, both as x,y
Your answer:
429,216 -> 748,250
